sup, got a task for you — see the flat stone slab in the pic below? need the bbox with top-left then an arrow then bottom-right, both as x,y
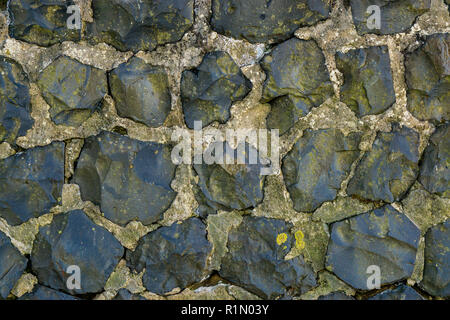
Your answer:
31,210 -> 124,295
336,46 -> 396,117
405,33 -> 449,123
347,124 -> 420,203
126,218 -> 212,295
211,0 -> 331,43
326,205 -> 421,290
0,142 -> 64,226
72,131 -> 177,226
109,57 -> 171,128
282,129 -> 361,212
0,56 -> 34,146
181,51 -> 252,129
219,216 -> 316,299
20,285 -> 79,300
87,0 -> 194,52
368,284 -> 424,300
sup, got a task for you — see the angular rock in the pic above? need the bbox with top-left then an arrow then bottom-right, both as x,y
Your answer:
0,231 -> 28,299
420,219 -> 450,297
405,33 -> 450,123
211,0 -> 331,43
0,142 -> 64,226
31,210 -> 124,294
349,0 -> 430,35
368,284 -> 424,300
109,57 -> 171,127
181,51 -> 252,129
87,0 -> 194,52
347,124 -> 420,203
219,216 -> 317,299
317,291 -> 355,300
113,289 -> 145,300
326,205 -> 421,290
282,129 -> 361,212
20,285 -> 79,300
261,39 -> 334,133
37,56 -> 108,126
419,124 -> 449,198
126,218 -> 212,295
8,0 -> 81,46
0,56 -> 34,145
72,131 -> 177,226
336,46 -> 396,117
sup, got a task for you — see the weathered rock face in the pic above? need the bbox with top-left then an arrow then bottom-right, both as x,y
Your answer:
37,56 -> 108,126
347,124 -> 420,203
109,57 -> 171,127
420,219 -> 450,297
113,289 -> 145,300
368,284 -> 424,300
211,0 -> 331,43
31,210 -> 124,295
405,33 -> 450,123
181,51 -> 252,129
326,205 -> 421,290
0,231 -> 28,299
261,38 -> 334,134
126,218 -> 212,295
8,0 -> 81,47
282,129 -> 361,212
87,0 -> 194,52
419,124 -> 449,198
0,142 -> 64,226
349,0 -> 431,35
0,56 -> 34,146
72,131 -> 177,226
20,285 -> 79,300
318,292 -> 355,300
336,46 -> 396,117
219,216 -> 317,299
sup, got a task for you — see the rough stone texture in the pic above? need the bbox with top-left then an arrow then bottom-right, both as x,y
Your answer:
419,123 -> 449,198
347,124 -> 420,203
37,56 -> 108,126
282,129 -> 361,212
8,0 -> 81,47
181,51 -> 252,129
87,0 -> 194,52
126,218 -> 212,295
0,231 -> 27,299
317,291 -> 355,300
72,131 -> 177,226
211,0 -> 331,43
349,0 -> 431,35
109,57 -> 171,128
368,284 -> 425,300
219,216 -> 317,299
31,210 -> 124,295
261,38 -> 334,134
0,56 -> 34,146
405,33 -> 449,123
336,46 -> 396,117
326,205 -> 421,290
420,219 -> 450,298
113,288 -> 145,300
20,285 -> 79,300
0,142 -> 64,226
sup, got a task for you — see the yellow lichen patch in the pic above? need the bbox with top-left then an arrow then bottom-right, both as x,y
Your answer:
295,230 -> 306,250
276,232 -> 288,245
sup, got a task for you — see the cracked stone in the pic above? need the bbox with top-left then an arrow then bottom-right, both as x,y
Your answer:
349,0 -> 431,35
211,0 -> 331,43
126,218 -> 212,295
326,205 -> 421,290
219,216 -> 317,299
109,57 -> 171,128
87,0 -> 194,52
405,33 -> 450,123
420,219 -> 450,297
368,284 -> 425,300
336,46 -> 396,117
31,210 -> 124,295
282,129 -> 361,213
72,131 -> 177,226
0,142 -> 64,226
19,285 -> 79,300
347,124 -> 420,203
8,0 -> 81,47
0,56 -> 34,146
0,231 -> 28,299
317,291 -> 355,300
113,288 -> 145,300
181,51 -> 252,129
